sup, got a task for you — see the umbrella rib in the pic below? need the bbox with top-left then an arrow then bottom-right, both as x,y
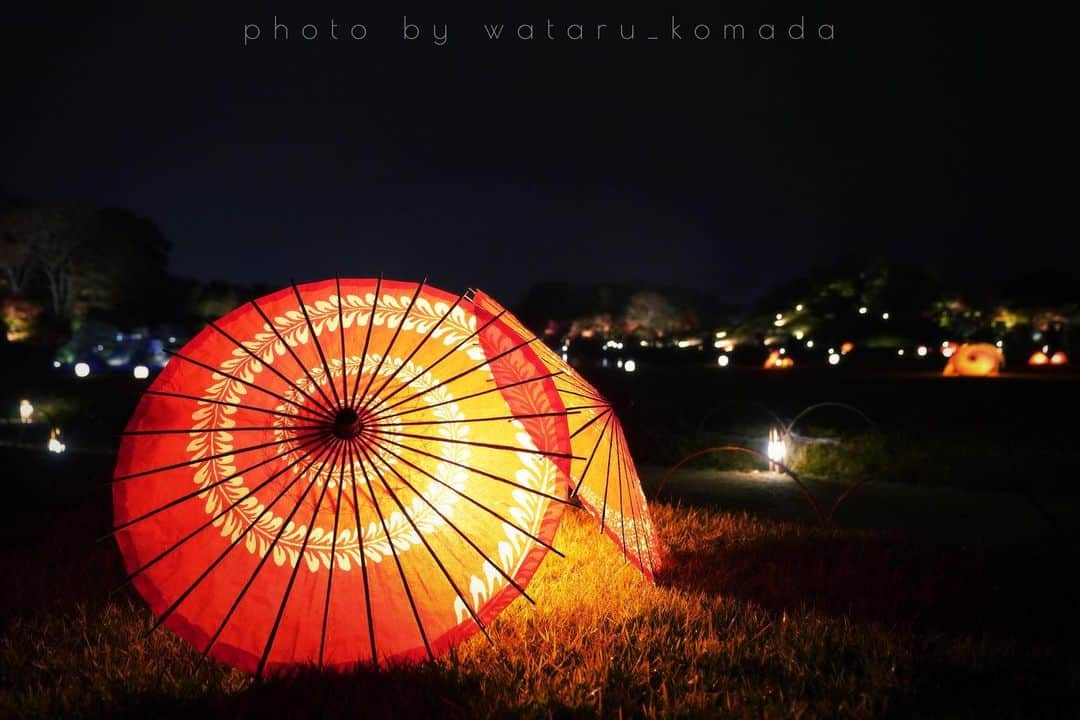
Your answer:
116,439 -> 328,588
369,334 -> 540,420
366,432 -> 563,559
142,389 -> 324,423
563,403 -> 610,413
553,386 -> 604,402
614,419 -> 628,561
571,412 -> 613,499
363,308 -> 509,417
121,424 -> 325,436
164,349 -> 331,422
348,274 -> 383,410
374,434 -> 573,507
112,428 -> 327,483
319,438 -> 349,668
569,407 -> 611,440
375,428 -> 582,460
335,276 -> 349,408
344,440 -> 378,666
600,421 -> 615,533
354,442 -> 433,660
250,298 -> 338,413
374,371 -> 562,424
256,441 -> 344,679
353,279 -> 425,412
290,279 -> 342,410
557,372 -> 601,397
105,433 -> 327,539
618,423 -> 657,578
358,289 -> 466,416
142,438 -> 336,634
207,319 -> 335,418
199,440 -> 342,655
369,409 -> 577,429
361,446 -> 490,640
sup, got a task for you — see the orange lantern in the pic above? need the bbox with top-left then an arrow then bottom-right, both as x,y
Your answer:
763,350 -> 795,369
942,342 -> 1003,376
1028,350 -> 1050,366
470,290 -> 663,581
1050,351 -> 1069,366
112,279 -> 573,676
840,341 -> 855,355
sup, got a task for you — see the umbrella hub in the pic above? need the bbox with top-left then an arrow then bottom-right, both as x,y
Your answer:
331,408 -> 364,439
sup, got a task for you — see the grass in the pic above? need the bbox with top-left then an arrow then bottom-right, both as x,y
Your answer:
3,474 -> 1078,719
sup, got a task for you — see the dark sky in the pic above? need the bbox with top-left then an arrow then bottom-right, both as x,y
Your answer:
1,2 -> 1066,304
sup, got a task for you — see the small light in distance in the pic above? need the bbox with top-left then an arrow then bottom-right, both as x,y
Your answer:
52,360 -> 61,369
624,359 -> 637,373
47,428 -> 66,454
805,340 -> 814,349
828,353 -> 841,366
881,312 -> 890,320
19,399 -> 33,424
917,345 -> 928,357
858,306 -> 868,315
133,365 -> 150,380
718,354 -> 730,367
74,362 -> 90,378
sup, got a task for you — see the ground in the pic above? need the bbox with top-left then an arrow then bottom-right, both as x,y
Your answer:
2,362 -> 1079,717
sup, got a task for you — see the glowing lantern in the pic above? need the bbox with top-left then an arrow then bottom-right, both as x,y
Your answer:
47,428 -> 66,454
828,353 -> 841,366
133,365 -> 150,380
112,279 -> 572,676
766,427 -> 786,472
763,350 -> 794,369
74,362 -> 91,378
717,354 -> 730,367
840,342 -> 854,355
19,399 -> 33,424
1029,351 -> 1050,366
470,290 -> 663,581
941,341 -> 956,358
1050,351 -> 1069,366
942,343 -> 1003,377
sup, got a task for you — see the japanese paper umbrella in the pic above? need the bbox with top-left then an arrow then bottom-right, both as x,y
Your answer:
469,289 -> 663,581
111,278 -> 575,676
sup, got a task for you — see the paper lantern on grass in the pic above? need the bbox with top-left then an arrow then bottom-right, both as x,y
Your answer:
942,342 -> 1003,377
1029,350 -> 1050,366
469,289 -> 663,581
1050,351 -> 1069,366
112,279 -> 573,676
763,350 -> 794,369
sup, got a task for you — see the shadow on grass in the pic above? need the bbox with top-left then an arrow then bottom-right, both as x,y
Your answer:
108,664 -> 491,720
658,528 -> 1079,639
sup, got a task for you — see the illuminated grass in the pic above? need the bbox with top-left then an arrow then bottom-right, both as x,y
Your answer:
2,504 -> 1077,718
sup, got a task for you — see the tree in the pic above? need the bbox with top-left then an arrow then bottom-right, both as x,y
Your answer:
0,208 -> 37,297
623,291 -> 685,338
26,207 -> 97,319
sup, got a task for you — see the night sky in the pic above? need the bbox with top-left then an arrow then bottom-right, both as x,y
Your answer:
2,3 -> 1065,304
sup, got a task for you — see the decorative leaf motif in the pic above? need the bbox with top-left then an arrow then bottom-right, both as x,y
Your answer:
186,289 -> 499,574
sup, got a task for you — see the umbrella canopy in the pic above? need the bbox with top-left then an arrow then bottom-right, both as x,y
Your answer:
942,342 -> 1003,376
112,279 -> 573,676
470,290 -> 663,581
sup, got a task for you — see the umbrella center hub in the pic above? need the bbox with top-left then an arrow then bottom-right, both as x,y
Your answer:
331,408 -> 364,439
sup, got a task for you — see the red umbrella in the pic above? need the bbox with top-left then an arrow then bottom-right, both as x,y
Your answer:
470,290 -> 663,581
111,278 -> 575,676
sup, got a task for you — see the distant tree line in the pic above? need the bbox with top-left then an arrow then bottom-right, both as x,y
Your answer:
0,199 -> 273,344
